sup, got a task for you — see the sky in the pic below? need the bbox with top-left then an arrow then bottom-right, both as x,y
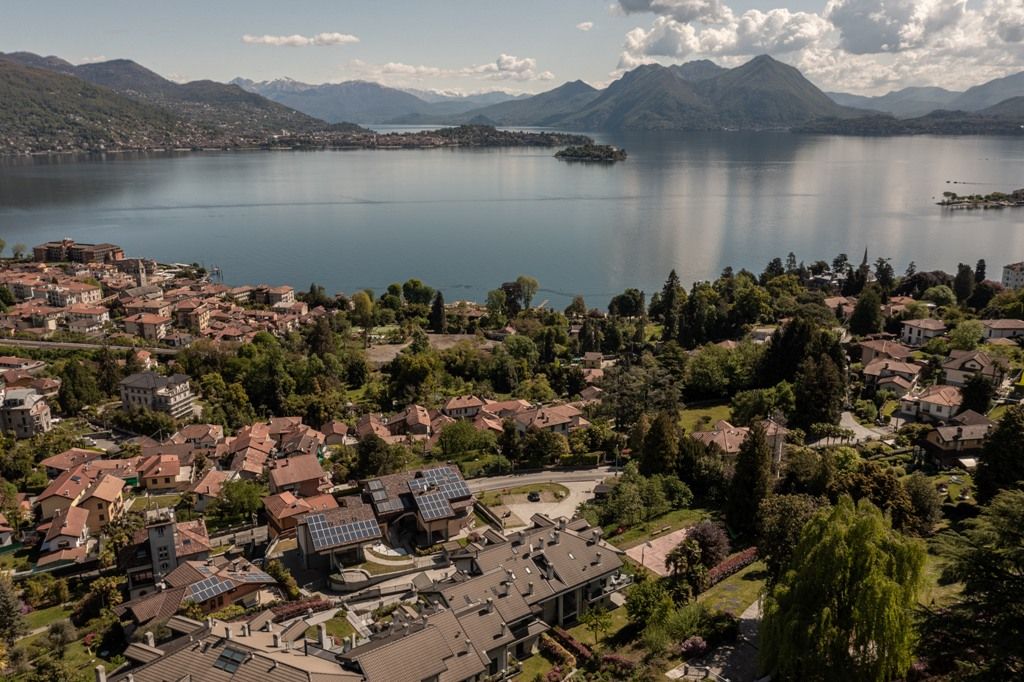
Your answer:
1,0 -> 1021,95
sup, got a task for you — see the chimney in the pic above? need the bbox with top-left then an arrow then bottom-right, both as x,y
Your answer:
527,581 -> 534,595
144,631 -> 155,647
317,623 -> 328,647
558,518 -> 566,530
553,530 -> 560,545
349,634 -> 357,650
500,622 -> 507,635
242,623 -> 250,637
595,551 -> 602,565
545,563 -> 554,580
127,674 -> 134,682
207,616 -> 214,629
95,665 -> 107,682
272,633 -> 282,648
225,625 -> 233,640
265,621 -> 274,632
486,597 -> 494,613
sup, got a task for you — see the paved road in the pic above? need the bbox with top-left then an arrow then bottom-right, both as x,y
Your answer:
809,411 -> 885,447
0,337 -> 179,356
467,467 -> 614,493
666,599 -> 762,681
502,481 -> 598,527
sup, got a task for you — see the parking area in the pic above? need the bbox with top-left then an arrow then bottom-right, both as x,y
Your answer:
500,481 -> 598,529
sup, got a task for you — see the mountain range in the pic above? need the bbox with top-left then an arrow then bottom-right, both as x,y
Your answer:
1,49 -> 1023,154
827,72 -> 1024,118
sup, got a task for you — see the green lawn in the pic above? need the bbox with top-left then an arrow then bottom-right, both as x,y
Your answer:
478,483 -> 569,507
23,604 -> 72,631
880,399 -> 899,418
0,546 -> 32,571
353,560 -> 408,576
987,403 -> 1008,421
679,403 -> 731,433
567,606 -> 630,648
305,615 -> 356,643
518,652 -> 556,679
365,547 -> 414,563
130,493 -> 182,511
607,508 -> 710,549
698,560 -> 767,616
920,552 -> 961,607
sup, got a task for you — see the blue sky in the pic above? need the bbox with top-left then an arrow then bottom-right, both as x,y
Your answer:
1,1 -> 1021,94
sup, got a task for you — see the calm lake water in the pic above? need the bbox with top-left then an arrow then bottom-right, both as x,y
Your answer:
1,132 -> 1022,308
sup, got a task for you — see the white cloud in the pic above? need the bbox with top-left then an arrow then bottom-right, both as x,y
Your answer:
613,0 -> 1024,94
241,32 -> 359,47
577,21 -> 595,31
346,54 -> 554,86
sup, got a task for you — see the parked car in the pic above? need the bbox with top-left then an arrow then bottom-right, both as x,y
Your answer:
527,491 -> 541,502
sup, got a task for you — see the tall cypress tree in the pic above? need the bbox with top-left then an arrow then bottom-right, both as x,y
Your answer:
429,290 -> 447,333
726,422 -> 772,537
659,270 -> 683,342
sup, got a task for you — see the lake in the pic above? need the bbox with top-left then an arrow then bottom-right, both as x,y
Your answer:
1,131 -> 1022,308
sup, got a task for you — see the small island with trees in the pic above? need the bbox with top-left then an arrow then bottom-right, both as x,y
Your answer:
938,188 -> 1024,209
555,144 -> 628,162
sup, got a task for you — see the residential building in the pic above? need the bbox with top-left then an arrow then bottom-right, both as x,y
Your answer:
264,491 -> 339,537
114,556 -> 277,631
268,454 -> 328,497
119,372 -> 195,420
121,511 -> 211,598
123,313 -> 172,341
982,318 -> 1024,340
443,395 -> 491,420
1002,262 -> 1024,290
33,239 -> 124,264
0,513 -> 13,546
40,506 -> 90,555
901,318 -> 948,346
899,385 -> 963,422
189,469 -> 237,513
924,410 -> 994,467
512,404 -> 590,435
858,339 -> 912,365
295,498 -> 382,570
79,474 -> 127,534
45,281 -> 102,307
941,350 -> 1008,387
0,355 -> 45,373
863,358 -> 921,395
138,454 -> 190,491
361,465 -> 476,547
168,423 -> 224,449
0,388 -> 52,438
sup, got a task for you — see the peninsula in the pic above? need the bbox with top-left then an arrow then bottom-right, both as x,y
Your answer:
938,188 -> 1024,209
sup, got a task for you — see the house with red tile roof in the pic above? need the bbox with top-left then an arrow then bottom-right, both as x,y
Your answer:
268,454 -> 328,497
263,491 -> 339,537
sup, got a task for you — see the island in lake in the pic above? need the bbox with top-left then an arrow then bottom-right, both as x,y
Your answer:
554,144 -> 627,162
938,188 -> 1024,209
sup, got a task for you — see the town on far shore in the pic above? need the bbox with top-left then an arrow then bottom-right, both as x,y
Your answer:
0,240 -> 1022,681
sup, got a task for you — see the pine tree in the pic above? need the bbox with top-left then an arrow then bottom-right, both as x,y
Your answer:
726,422 -> 772,537
760,497 -> 925,682
849,285 -> 883,335
953,262 -> 976,304
974,258 -> 986,283
976,405 -> 1024,502
429,290 -> 447,333
0,575 -> 26,643
793,354 -> 845,431
640,412 -> 680,476
659,270 -> 683,342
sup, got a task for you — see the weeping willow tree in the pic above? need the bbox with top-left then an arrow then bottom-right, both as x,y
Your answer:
760,496 -> 926,682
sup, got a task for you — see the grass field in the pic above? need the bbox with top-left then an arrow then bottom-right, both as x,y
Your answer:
477,483 -> 569,507
567,606 -> 630,648
23,604 -> 73,631
130,493 -> 182,511
698,561 -> 767,616
305,615 -> 356,643
519,651 -> 556,679
679,403 -> 731,433
607,508 -> 709,549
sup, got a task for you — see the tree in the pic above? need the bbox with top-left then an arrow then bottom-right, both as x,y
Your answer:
665,537 -> 707,600
688,521 -> 730,569
565,295 -> 587,318
580,606 -> 613,647
793,354 -> 845,431
402,278 -> 434,306
760,497 -> 926,682
515,275 -> 539,310
96,345 -> 123,395
520,428 -> 570,468
428,291 -> 446,333
948,319 -> 983,350
726,423 -> 773,537
47,621 -> 76,658
974,258 -> 986,283
976,405 -> 1024,502
73,576 -> 124,624
266,559 -> 301,600
57,360 -> 102,415
961,373 -> 994,414
902,471 -> 942,537
657,270 -> 684,342
0,575 -> 26,644
307,316 -> 336,359
953,262 -> 976,304
918,488 -> 1024,678
873,258 -> 895,294
215,479 -> 265,521
625,578 -> 672,626
11,244 -> 25,260
351,290 -> 374,346
848,285 -> 883,335
639,411 -> 680,476
922,285 -> 956,307
756,494 -> 827,583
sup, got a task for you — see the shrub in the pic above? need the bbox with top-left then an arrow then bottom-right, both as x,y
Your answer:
706,547 -> 758,587
688,521 -> 731,569
641,623 -> 669,655
665,602 -> 707,641
703,611 -> 741,648
552,626 -> 593,662
680,635 -> 708,658
540,633 -> 575,670
545,666 -> 565,682
600,653 -> 636,675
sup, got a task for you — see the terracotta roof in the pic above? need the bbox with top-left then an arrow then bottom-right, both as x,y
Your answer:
903,318 -> 947,331
859,339 -> 912,360
264,491 -> 339,520
82,474 -> 125,503
916,384 -> 963,407
190,469 -> 235,497
982,318 -> 1024,330
268,454 -> 325,488
39,448 -> 103,473
44,506 -> 89,544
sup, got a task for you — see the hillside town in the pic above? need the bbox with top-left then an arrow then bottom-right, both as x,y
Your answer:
0,243 -> 1022,681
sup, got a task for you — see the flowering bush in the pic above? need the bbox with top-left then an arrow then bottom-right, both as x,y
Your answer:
705,547 -> 758,588
552,626 -> 594,662
680,636 -> 708,658
540,633 -> 576,670
601,653 -> 636,675
271,598 -> 332,621
545,666 -> 564,682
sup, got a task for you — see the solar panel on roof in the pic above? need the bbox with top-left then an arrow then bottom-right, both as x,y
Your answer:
371,489 -> 388,502
308,517 -> 381,551
367,479 -> 384,491
408,478 -> 430,493
189,576 -> 232,603
438,480 -> 471,500
415,491 -> 454,521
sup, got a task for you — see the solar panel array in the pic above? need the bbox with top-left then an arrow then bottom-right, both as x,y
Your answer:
367,479 -> 384,491
415,491 -> 454,521
189,576 -> 233,603
306,513 -> 381,551
229,567 -> 275,584
438,480 -> 471,500
421,466 -> 460,485
213,647 -> 247,673
371,489 -> 389,502
408,478 -> 430,493
375,499 -> 405,514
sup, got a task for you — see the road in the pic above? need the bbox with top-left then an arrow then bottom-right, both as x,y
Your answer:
466,466 -> 614,493
0,338 -> 179,356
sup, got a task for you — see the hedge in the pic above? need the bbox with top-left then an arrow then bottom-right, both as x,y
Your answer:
705,547 -> 758,588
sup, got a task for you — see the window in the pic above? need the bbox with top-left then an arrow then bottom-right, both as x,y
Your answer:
213,647 -> 247,673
